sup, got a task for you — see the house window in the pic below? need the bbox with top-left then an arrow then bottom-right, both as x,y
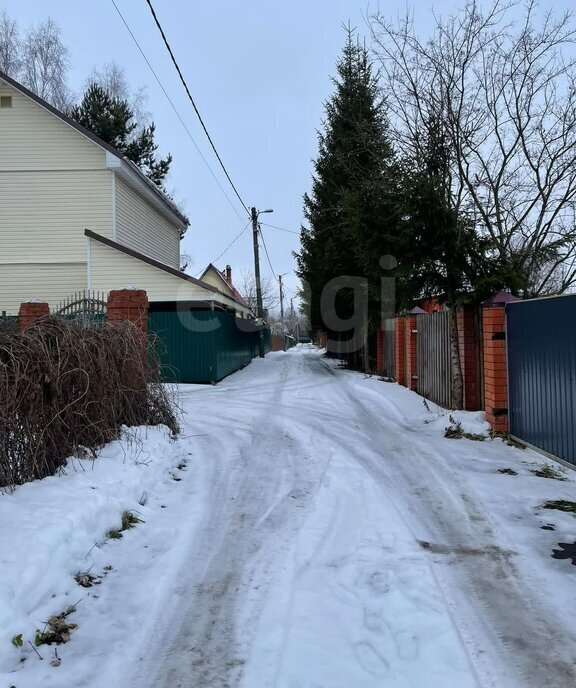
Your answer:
0,96 -> 12,108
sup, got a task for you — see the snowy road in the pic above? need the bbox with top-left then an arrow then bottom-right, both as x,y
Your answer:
128,347 -> 576,688
5,345 -> 576,688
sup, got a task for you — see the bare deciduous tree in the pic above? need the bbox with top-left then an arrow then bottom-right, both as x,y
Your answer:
0,10 -> 20,76
20,18 -> 71,110
87,61 -> 150,128
371,0 -> 576,296
238,268 -> 279,316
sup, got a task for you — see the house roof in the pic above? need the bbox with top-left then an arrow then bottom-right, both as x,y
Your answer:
200,263 -> 250,309
0,69 -> 190,229
85,230 -> 250,312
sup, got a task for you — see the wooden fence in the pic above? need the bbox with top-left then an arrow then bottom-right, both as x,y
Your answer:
416,310 -> 453,408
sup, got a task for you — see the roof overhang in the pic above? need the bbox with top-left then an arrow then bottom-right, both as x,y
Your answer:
85,229 -> 251,314
106,153 -> 188,231
0,69 -> 189,230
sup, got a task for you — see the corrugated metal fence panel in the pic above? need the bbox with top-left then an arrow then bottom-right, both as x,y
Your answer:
148,310 -> 267,384
383,317 -> 396,379
149,310 -> 216,383
507,296 -> 576,465
417,310 -> 453,409
213,315 -> 261,381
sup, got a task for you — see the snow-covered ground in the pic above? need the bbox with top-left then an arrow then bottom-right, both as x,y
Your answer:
2,345 -> 576,688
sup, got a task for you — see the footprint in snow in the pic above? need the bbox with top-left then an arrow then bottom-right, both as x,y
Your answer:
355,641 -> 390,677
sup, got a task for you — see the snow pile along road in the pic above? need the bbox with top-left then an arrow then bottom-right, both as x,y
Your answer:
2,345 -> 576,688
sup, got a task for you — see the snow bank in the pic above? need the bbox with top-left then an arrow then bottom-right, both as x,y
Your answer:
0,423 -> 205,688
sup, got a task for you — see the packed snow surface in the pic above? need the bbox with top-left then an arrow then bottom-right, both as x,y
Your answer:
2,345 -> 576,688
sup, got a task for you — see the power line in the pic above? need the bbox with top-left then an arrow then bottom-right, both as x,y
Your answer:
109,0 -> 246,225
196,220 -> 251,276
259,222 -> 300,236
259,225 -> 278,281
144,0 -> 250,217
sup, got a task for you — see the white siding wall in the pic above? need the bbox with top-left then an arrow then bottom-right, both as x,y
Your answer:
115,177 -> 180,269
0,82 -> 106,170
0,80 -> 114,312
89,239 -> 217,303
1,171 -> 113,263
0,263 -> 86,314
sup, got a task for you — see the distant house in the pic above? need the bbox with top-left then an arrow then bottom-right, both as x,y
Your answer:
0,70 -> 250,317
198,264 -> 251,313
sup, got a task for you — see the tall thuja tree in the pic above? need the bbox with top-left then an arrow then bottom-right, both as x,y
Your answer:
296,28 -> 400,369
70,83 -> 172,190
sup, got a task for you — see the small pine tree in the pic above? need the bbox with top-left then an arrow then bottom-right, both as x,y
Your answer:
70,83 -> 171,189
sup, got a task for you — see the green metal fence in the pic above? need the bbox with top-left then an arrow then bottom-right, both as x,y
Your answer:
149,309 -> 269,383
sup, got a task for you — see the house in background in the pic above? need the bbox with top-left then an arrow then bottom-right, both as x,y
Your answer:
0,70 -> 250,317
199,264 -> 251,314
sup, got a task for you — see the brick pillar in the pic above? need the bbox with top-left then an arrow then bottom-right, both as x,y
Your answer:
107,289 -> 149,333
18,300 -> 50,331
395,316 -> 406,386
405,314 -> 418,391
457,305 -> 480,411
376,326 -> 384,374
482,304 -> 508,432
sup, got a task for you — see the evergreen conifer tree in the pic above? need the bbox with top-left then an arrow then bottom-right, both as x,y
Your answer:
296,28 -> 401,368
70,83 -> 172,189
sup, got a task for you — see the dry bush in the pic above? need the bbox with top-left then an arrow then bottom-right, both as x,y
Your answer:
0,318 -> 178,490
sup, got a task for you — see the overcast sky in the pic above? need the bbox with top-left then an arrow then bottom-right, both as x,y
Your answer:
2,0 -> 573,302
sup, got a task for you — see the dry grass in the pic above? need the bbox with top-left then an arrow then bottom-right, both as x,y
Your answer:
0,318 -> 178,490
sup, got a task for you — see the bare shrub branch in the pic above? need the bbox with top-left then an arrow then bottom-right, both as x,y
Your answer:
0,319 -> 178,491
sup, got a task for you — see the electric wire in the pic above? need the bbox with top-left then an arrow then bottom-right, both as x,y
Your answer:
109,0 -> 247,225
259,225 -> 278,281
195,220 -> 251,277
144,0 -> 250,216
259,222 -> 300,235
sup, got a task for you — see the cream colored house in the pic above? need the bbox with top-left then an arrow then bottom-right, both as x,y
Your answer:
0,70 -> 250,317
199,264 -> 251,310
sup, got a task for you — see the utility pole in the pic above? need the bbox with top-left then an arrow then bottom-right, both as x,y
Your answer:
279,274 -> 286,352
251,206 -> 265,357
251,206 -> 274,357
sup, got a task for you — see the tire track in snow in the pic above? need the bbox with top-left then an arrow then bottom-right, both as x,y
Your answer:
331,365 -> 576,688
135,353 -> 340,688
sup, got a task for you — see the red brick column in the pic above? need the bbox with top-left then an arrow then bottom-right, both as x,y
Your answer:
19,301 -> 50,331
395,316 -> 406,386
107,289 -> 149,333
482,304 -> 508,432
405,315 -> 418,391
376,326 -> 384,374
457,305 -> 480,411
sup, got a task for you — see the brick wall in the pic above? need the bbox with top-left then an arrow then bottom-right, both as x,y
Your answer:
18,301 -> 50,331
376,327 -> 384,374
457,305 -> 481,411
482,304 -> 508,432
395,316 -> 406,386
107,289 -> 149,333
405,315 -> 418,391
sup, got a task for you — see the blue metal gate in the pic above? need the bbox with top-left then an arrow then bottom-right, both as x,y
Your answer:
507,295 -> 576,465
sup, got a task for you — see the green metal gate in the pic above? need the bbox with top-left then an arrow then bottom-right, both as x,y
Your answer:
148,308 -> 266,383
